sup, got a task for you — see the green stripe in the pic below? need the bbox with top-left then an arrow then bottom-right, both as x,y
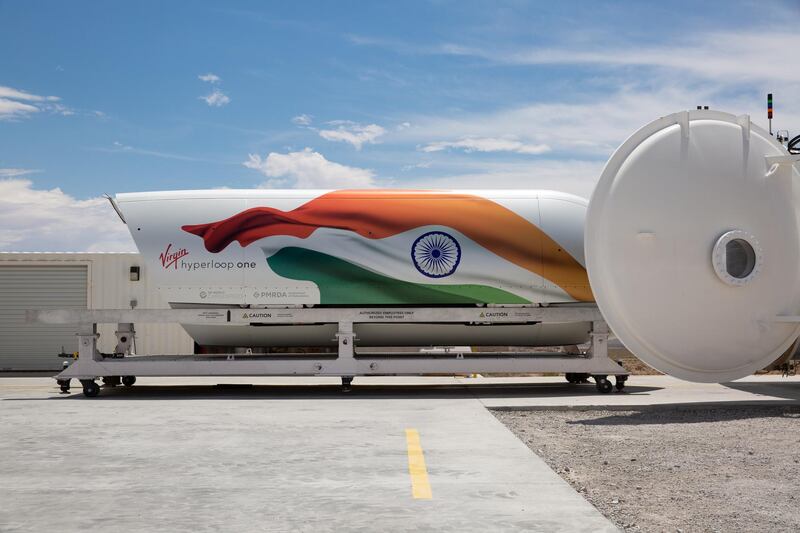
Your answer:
267,247 -> 530,305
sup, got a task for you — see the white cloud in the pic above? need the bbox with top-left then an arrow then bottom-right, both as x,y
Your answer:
351,30 -> 800,195
397,84 -> 796,160
405,159 -> 605,199
200,89 -> 231,107
318,121 -> 386,150
393,85 -> 779,197
97,141 -> 207,162
292,114 -> 313,126
49,103 -> 75,116
496,31 -> 800,84
351,29 -> 800,85
0,98 -> 40,120
397,122 -> 411,131
0,85 -> 63,121
380,24 -> 799,196
422,137 -> 551,155
348,26 -> 800,151
0,168 -> 41,178
401,161 -> 432,172
0,179 -> 135,252
198,74 -> 229,107
243,148 -> 375,188
0,86 -> 60,102
198,73 -> 221,83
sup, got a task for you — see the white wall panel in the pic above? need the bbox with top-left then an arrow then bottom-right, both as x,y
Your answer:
0,253 -> 194,371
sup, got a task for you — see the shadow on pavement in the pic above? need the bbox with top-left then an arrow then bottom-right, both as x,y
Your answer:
3,381 -> 661,401
723,380 -> 800,402
563,403 -> 800,426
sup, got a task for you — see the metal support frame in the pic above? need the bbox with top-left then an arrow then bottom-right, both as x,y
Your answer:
114,322 -> 135,355
28,306 -> 626,383
78,324 -> 100,363
589,320 -> 609,360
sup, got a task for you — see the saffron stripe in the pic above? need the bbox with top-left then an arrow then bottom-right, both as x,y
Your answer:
182,190 -> 593,301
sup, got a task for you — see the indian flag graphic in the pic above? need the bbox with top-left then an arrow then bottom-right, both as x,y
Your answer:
181,190 -> 593,305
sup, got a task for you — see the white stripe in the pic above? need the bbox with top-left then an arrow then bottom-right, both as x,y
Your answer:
256,226 -> 573,302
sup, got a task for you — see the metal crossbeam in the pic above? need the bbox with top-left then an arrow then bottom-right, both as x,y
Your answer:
38,305 -> 625,384
29,305 -> 603,326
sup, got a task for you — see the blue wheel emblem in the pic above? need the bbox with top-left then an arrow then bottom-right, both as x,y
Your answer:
411,231 -> 461,278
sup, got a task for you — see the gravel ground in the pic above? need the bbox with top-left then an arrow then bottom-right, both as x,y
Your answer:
494,405 -> 800,533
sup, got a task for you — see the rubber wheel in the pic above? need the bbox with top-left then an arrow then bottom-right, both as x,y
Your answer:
122,376 -> 136,387
565,373 -> 576,384
596,378 -> 613,394
615,379 -> 626,391
83,382 -> 100,398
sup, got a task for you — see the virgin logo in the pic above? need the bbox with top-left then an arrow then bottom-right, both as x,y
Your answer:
160,243 -> 188,269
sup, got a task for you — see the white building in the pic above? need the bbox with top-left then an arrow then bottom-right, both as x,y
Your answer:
0,253 -> 194,371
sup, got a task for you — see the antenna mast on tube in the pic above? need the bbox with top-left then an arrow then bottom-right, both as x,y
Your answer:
768,93 -> 773,136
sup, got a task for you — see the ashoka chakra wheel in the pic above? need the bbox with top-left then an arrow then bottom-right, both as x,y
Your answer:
411,231 -> 461,278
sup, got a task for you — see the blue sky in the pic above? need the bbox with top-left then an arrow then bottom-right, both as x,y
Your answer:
1,0 -> 799,250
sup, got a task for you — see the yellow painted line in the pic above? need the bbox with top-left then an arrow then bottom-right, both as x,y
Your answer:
405,428 -> 432,499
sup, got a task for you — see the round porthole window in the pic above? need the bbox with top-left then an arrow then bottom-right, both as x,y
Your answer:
712,230 -> 762,286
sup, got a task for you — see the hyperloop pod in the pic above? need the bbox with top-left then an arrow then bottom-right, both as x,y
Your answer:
115,110 -> 800,383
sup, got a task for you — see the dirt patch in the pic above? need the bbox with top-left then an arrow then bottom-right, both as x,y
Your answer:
609,348 -> 662,375
494,406 -> 800,532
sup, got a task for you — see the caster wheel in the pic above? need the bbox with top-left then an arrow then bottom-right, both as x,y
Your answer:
565,373 -> 576,384
82,381 -> 100,398
57,379 -> 70,393
341,376 -> 353,392
595,377 -> 613,394
615,377 -> 627,391
121,376 -> 136,387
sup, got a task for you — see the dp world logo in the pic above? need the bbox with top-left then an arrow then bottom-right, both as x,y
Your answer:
411,231 -> 461,278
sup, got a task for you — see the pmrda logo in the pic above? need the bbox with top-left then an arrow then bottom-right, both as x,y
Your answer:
160,243 -> 189,269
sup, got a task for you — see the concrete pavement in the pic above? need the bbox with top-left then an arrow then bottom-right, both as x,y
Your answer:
0,376 -> 617,533
469,374 -> 800,408
2,374 -> 798,532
